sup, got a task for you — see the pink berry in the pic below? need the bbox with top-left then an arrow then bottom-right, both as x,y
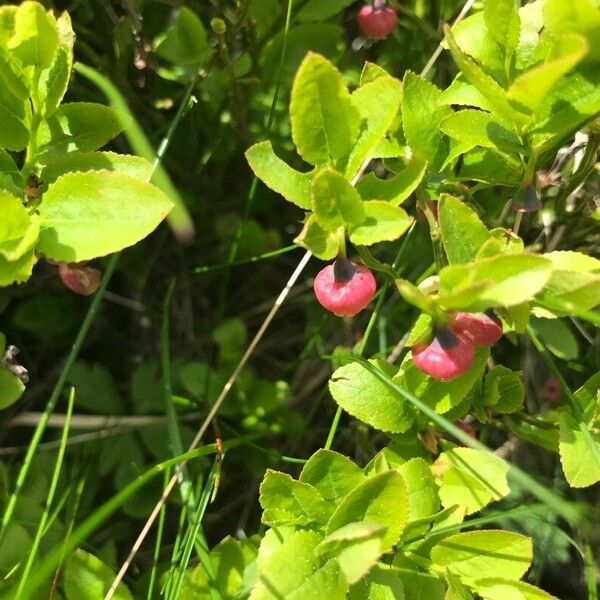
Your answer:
449,311 -> 503,347
412,327 -> 475,381
357,3 -> 398,40
58,262 -> 101,296
313,258 -> 376,317
541,377 -> 561,405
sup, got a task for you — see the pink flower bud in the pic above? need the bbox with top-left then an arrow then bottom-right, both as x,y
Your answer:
58,262 -> 102,296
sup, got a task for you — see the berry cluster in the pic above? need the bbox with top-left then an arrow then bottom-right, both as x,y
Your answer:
412,312 -> 503,381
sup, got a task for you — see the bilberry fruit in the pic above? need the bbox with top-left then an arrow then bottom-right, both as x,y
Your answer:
357,2 -> 398,40
449,311 -> 503,347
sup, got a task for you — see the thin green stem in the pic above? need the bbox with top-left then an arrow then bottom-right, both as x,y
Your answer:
584,541 -> 598,600
14,387 -> 75,600
146,467 -> 170,600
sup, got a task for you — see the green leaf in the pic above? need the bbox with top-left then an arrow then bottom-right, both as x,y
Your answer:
290,52 -> 359,166
64,549 -> 133,600
397,568 -> 446,599
539,268 -> 600,315
401,72 -> 451,172
444,26 -> 529,129
439,195 -> 489,265
435,447 -> 510,515
0,191 -> 29,244
458,148 -> 522,186
182,536 -> 258,599
528,63 -> 600,151
259,470 -> 330,527
329,360 -> 415,433
311,167 -> 365,230
317,522 -> 385,584
349,564 -> 405,599
245,141 -> 312,209
483,365 -> 524,413
398,458 -> 441,525
345,72 -> 402,178
0,245 -> 36,286
38,10 -> 74,117
439,110 -> 524,156
439,254 -> 553,311
66,362 -> 124,415
508,34 -> 588,116
356,157 -> 427,206
37,102 -> 129,155
299,449 -> 366,505
349,201 -> 412,246
452,12 -> 504,77
544,250 -> 600,273
484,0 -> 520,62
0,83 -> 29,151
430,530 -> 532,581
0,215 -> 39,262
530,317 -> 579,360
294,214 -> 339,260
398,348 -> 489,414
0,367 -> 25,409
327,470 -> 409,552
515,0 -> 545,71
0,45 -> 29,101
544,0 -> 600,61
558,412 -> 600,488
41,151 -> 154,184
439,75 -> 493,112
474,578 -> 555,600
154,6 -> 212,66
37,170 -> 173,262
251,530 -> 347,600
8,1 -> 59,70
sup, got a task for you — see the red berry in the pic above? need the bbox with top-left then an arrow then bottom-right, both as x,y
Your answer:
412,327 -> 475,381
357,4 -> 398,40
313,258 -> 376,317
449,311 -> 503,347
58,262 -> 101,296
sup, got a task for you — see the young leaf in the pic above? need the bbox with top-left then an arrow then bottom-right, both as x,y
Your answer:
290,52 -> 359,166
483,0 -> 521,63
558,412 -> 600,488
398,458 -> 441,524
439,110 -> 524,156
0,45 -> 29,101
434,447 -> 510,514
0,191 -> 30,244
438,194 -> 489,265
439,254 -> 553,311
0,245 -> 36,286
37,102 -> 130,155
348,201 -> 412,246
316,522 -> 385,584
294,214 -> 339,260
251,530 -> 347,600
345,72 -> 401,179
398,348 -> 489,414
259,470 -> 330,527
37,170 -> 173,262
8,1 -> 59,70
401,72 -> 451,173
64,548 -> 134,600
458,148 -> 522,186
326,470 -> 409,552
41,151 -> 154,184
299,449 -> 366,505
245,141 -> 312,209
38,10 -> 75,117
0,367 -> 25,409
474,578 -> 555,600
530,317 -> 579,360
483,365 -> 524,413
329,360 -> 415,433
508,34 -> 588,116
349,564 -> 405,600
439,75 -> 493,112
356,157 -> 427,206
444,26 -> 529,129
430,530 -> 532,581
0,84 -> 29,151
311,167 -> 365,230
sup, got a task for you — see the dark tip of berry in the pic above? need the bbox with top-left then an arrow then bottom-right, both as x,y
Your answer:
333,256 -> 356,283
435,326 -> 459,349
